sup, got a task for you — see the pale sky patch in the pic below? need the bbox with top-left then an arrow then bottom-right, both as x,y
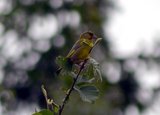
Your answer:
106,0 -> 160,58
28,14 -> 58,40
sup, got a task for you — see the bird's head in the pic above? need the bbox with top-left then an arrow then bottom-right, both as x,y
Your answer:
80,31 -> 95,40
80,31 -> 102,44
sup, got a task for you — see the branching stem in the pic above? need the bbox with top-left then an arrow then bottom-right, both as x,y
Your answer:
58,59 -> 88,115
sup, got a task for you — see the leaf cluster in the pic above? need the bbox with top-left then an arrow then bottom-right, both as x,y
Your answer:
33,56 -> 102,115
56,56 -> 102,103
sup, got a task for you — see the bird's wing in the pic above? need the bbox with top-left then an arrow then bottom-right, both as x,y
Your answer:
66,39 -> 94,58
66,39 -> 83,58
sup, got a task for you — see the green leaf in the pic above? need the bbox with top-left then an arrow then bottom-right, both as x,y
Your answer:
76,77 -> 95,87
55,56 -> 73,71
85,63 -> 94,78
54,106 -> 59,113
80,58 -> 102,82
55,56 -> 67,67
60,73 -> 73,90
89,58 -> 102,82
32,109 -> 54,115
75,85 -> 99,103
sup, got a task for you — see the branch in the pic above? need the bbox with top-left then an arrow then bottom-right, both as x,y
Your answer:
58,59 -> 88,115
41,85 -> 60,113
41,85 -> 49,109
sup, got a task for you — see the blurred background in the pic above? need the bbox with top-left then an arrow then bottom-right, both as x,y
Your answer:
0,0 -> 160,115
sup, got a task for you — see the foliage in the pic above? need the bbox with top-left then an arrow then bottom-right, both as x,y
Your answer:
82,58 -> 102,82
34,56 -> 102,114
56,56 -> 101,102
32,109 -> 54,115
74,85 -> 99,103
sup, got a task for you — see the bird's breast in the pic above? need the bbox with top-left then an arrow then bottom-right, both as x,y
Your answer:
76,45 -> 91,59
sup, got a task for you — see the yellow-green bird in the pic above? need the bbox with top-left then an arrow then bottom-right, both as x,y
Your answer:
56,31 -> 102,74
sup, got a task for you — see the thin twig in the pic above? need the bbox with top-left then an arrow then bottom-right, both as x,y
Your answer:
41,85 -> 60,114
58,59 -> 88,115
41,85 -> 49,109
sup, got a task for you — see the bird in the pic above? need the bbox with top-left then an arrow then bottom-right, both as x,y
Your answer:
56,31 -> 102,75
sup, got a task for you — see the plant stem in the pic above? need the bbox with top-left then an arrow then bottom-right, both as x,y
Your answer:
41,85 -> 49,109
58,60 -> 87,115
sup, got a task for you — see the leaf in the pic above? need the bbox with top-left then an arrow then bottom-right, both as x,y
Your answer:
55,56 -> 73,71
89,58 -> 102,82
80,58 -> 102,82
54,106 -> 59,113
60,70 -> 75,78
55,56 -> 67,67
74,85 -> 99,103
32,109 -> 54,115
85,63 -> 94,78
76,77 -> 95,87
60,74 -> 73,90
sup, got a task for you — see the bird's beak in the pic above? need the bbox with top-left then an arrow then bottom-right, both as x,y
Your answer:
94,38 -> 102,46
